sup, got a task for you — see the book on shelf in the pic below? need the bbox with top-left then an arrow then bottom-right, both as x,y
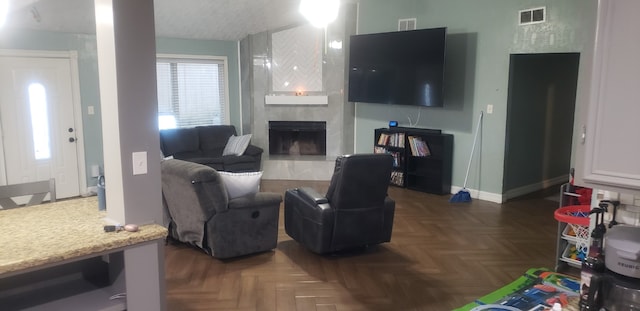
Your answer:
390,171 -> 404,186
377,133 -> 390,146
416,138 -> 430,156
377,132 -> 405,148
407,136 -> 418,156
408,136 -> 431,156
391,151 -> 402,167
373,147 -> 403,167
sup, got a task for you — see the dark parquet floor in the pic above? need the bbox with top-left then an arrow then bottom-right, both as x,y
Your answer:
165,180 -> 565,311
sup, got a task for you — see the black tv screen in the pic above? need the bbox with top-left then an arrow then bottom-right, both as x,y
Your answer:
348,27 -> 447,107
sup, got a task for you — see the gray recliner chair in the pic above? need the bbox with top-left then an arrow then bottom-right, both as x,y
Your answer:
161,159 -> 282,259
284,153 -> 396,254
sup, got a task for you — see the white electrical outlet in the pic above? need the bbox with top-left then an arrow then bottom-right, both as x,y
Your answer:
620,193 -> 635,205
132,152 -> 148,175
88,106 -> 95,115
91,165 -> 100,177
487,104 -> 494,114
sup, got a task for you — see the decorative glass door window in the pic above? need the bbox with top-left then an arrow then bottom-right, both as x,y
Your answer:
28,83 -> 51,160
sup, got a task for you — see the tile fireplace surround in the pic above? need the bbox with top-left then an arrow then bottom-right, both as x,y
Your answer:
239,5 -> 358,181
263,119 -> 335,180
257,97 -> 338,181
262,155 -> 336,181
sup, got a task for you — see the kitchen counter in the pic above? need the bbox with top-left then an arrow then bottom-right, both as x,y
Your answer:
0,196 -> 167,310
0,196 -> 167,277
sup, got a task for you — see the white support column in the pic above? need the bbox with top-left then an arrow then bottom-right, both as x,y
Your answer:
124,241 -> 166,311
94,0 -> 165,310
94,0 -> 163,225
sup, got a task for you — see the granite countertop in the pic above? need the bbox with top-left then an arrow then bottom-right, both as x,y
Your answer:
0,196 -> 167,277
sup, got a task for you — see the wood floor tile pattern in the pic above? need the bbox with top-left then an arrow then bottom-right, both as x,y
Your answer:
165,180 -> 562,311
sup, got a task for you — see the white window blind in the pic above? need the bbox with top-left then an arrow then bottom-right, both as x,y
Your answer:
156,56 -> 227,129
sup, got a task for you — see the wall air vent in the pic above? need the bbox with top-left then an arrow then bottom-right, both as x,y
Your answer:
398,18 -> 417,31
519,7 -> 546,25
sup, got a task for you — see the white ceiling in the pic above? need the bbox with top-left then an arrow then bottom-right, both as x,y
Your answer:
4,0 -> 319,41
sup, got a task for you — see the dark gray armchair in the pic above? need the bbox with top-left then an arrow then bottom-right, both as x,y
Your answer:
161,159 -> 281,259
284,153 -> 395,254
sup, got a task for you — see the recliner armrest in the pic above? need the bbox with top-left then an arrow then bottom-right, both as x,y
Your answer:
298,187 -> 328,204
243,144 -> 263,157
227,192 -> 283,210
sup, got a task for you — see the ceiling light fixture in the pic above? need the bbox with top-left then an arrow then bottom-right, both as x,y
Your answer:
0,0 -> 9,28
299,0 -> 340,28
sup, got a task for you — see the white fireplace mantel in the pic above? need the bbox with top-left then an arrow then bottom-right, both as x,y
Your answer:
264,95 -> 328,106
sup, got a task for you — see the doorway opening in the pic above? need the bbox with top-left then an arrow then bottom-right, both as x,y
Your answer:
0,52 -> 85,199
503,52 -> 580,201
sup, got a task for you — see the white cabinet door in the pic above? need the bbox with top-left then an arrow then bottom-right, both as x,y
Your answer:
579,0 -> 640,193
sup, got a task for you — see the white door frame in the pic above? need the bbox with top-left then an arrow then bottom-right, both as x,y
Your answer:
0,49 -> 88,194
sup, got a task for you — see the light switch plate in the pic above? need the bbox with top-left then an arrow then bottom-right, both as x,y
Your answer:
487,104 -> 494,114
132,151 -> 147,175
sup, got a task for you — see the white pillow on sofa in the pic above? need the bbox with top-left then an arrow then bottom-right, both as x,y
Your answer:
222,134 -> 252,156
218,171 -> 263,199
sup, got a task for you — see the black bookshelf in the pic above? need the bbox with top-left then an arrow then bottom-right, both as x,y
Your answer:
374,127 -> 453,195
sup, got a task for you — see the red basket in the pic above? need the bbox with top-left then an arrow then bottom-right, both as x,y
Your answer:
554,205 -> 590,226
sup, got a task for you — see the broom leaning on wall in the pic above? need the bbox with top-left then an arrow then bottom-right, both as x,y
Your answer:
450,111 -> 483,203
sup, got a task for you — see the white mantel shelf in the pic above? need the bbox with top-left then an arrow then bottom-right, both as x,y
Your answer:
265,95 -> 328,106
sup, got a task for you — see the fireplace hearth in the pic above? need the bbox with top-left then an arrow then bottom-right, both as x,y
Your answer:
269,121 -> 326,156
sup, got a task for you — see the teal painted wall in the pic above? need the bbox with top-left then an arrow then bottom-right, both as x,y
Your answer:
0,29 -> 104,188
0,30 -> 240,187
0,0 -> 598,197
354,0 -> 598,197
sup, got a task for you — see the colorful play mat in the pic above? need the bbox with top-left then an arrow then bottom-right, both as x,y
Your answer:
454,268 -> 580,311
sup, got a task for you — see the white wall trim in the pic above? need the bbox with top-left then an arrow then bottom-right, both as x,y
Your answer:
353,102 -> 359,153
450,186 -> 503,204
264,95 -> 328,106
0,49 -> 76,58
236,41 -> 243,135
502,175 -> 569,202
355,2 -> 360,35
452,176 -> 569,204
0,49 -> 88,196
68,51 -> 89,195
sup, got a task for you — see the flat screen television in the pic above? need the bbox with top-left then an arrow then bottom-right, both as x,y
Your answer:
348,27 -> 447,107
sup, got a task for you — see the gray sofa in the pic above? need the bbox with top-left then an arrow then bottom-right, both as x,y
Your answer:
159,125 -> 262,172
161,159 -> 282,259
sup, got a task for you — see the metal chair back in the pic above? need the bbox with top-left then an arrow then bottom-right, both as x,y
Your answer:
0,179 -> 56,209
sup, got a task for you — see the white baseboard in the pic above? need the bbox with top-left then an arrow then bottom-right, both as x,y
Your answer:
502,175 -> 568,201
450,175 -> 568,204
84,186 -> 97,196
450,186 -> 503,204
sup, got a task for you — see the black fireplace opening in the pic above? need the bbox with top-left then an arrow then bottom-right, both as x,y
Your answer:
269,121 -> 326,156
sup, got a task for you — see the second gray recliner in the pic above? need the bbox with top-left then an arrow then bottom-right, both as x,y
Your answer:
161,159 -> 282,259
284,153 -> 396,254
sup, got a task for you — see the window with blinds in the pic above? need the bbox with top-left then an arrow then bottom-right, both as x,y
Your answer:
156,56 -> 228,129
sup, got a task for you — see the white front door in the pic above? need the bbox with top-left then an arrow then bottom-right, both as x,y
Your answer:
0,55 -> 81,199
